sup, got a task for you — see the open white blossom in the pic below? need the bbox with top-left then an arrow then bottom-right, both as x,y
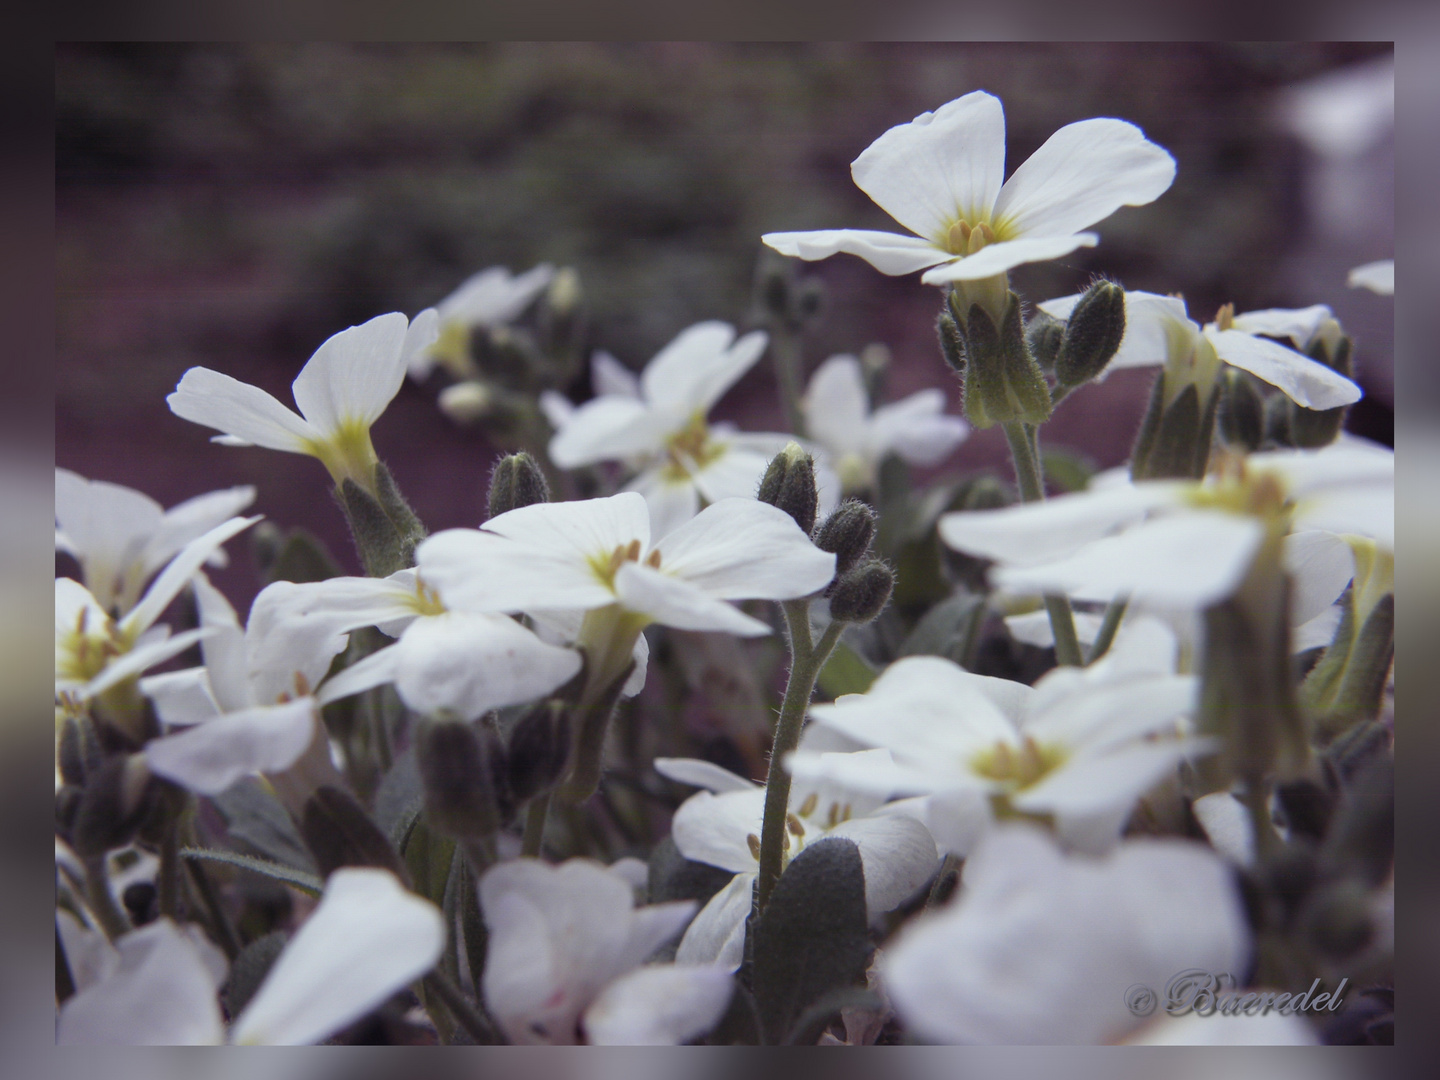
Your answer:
788,615 -> 1203,856
763,90 -> 1175,285
802,354 -> 968,492
546,321 -> 816,539
58,868 -> 444,1045
168,311 -> 440,492
480,857 -> 733,1045
411,263 -> 556,380
55,470 -> 255,617
881,824 -> 1251,1044
657,737 -> 938,970
1347,259 -> 1393,295
1037,290 -> 1361,411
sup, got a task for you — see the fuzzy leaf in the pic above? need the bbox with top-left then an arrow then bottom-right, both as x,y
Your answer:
210,778 -> 317,875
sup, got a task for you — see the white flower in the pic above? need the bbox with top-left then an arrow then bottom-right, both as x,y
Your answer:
546,321 -> 818,539
802,354 -> 968,493
58,868 -> 445,1045
56,515 -> 259,709
412,263 -> 555,380
939,439 -> 1393,612
1037,290 -> 1361,411
762,90 -> 1175,285
417,492 -> 835,693
789,615 -> 1203,856
479,857 -> 733,1044
880,824 -> 1251,1044
1348,259 -> 1393,295
167,311 -> 440,492
656,739 -> 938,970
54,470 -> 255,616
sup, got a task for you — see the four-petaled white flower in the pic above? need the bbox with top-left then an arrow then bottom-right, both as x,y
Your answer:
480,857 -> 733,1045
411,263 -> 556,380
787,615 -> 1203,856
656,736 -> 938,971
58,868 -> 445,1045
1347,259 -> 1393,295
1037,290 -> 1362,411
762,90 -> 1176,285
545,321 -> 819,539
55,470 -> 256,617
802,354 -> 968,493
880,824 -> 1251,1045
167,311 -> 440,493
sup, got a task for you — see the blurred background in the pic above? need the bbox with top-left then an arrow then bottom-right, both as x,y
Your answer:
56,42 -> 1393,599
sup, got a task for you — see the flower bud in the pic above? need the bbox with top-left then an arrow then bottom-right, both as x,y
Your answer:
1054,280 -> 1126,387
829,559 -> 895,624
415,717 -> 505,841
813,499 -> 877,582
546,266 -> 582,318
1130,376 -> 1219,481
936,308 -> 967,375
1218,368 -> 1266,453
488,452 -> 551,520
1025,311 -> 1065,376
1288,332 -> 1354,449
437,380 -> 494,423
70,754 -> 160,858
757,442 -> 818,535
958,294 -> 1052,428
505,702 -> 572,809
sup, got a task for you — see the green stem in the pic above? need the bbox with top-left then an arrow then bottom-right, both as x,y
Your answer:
755,602 -> 844,914
771,330 -> 807,436
182,823 -> 241,960
82,855 -> 130,942
157,814 -> 181,920
520,793 -> 550,858
1086,597 -> 1129,665
1242,780 -> 1280,862
1001,421 -> 1082,667
424,968 -> 502,1045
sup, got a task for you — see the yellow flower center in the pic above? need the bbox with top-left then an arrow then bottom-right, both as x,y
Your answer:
56,606 -> 124,685
303,417 -> 381,494
408,577 -> 448,617
1184,454 -> 1291,525
943,218 -> 999,257
660,412 -> 727,481
970,735 -> 1068,790
749,790 -> 857,873
587,539 -> 661,591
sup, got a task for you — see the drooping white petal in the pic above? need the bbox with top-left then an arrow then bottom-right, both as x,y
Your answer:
314,643 -> 402,707
993,511 -> 1266,611
991,117 -> 1176,241
144,698 -> 321,796
670,789 -> 767,875
400,306 -> 440,376
1010,739 -> 1203,825
1205,328 -> 1361,410
851,90 -> 1008,241
827,813 -> 939,912
1347,259 -> 1393,295
654,757 -> 759,794
1294,605 -> 1344,652
641,322 -> 769,416
761,229 -> 953,276
539,389 -> 576,429
549,395 -> 667,468
784,745 -> 941,800
920,233 -> 1098,283
57,919 -> 224,1045
614,562 -> 773,636
653,498 -> 835,601
1022,675 -> 1197,753
54,470 -> 163,610
188,571 -> 251,712
1230,305 -> 1335,350
120,515 -> 260,638
436,263 -> 554,325
241,580 -> 354,705
167,367 -> 319,452
591,349 -> 642,399
674,873 -> 754,970
231,868 -> 444,1045
290,312 -> 412,434
1248,438 -> 1393,499
583,964 -> 734,1046
257,573 -> 419,640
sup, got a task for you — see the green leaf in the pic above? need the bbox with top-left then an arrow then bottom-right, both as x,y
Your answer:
816,642 -> 876,699
750,837 -> 871,1045
209,778 -> 317,875
180,847 -> 323,896
221,930 -> 289,1018
897,590 -> 986,664
373,747 -> 425,852
299,786 -> 408,881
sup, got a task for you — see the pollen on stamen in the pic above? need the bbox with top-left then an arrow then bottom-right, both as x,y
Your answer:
746,833 -> 761,859
786,813 -> 804,837
645,549 -> 662,569
798,792 -> 818,817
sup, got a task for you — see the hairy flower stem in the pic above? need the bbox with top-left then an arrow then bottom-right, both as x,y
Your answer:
755,600 -> 845,914
1002,421 -> 1083,666
1086,597 -> 1129,665
771,330 -> 808,436
1242,780 -> 1281,862
82,854 -> 130,942
157,814 -> 181,920
521,793 -> 551,858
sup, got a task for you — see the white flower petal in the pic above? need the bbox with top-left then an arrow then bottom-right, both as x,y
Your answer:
290,312 -> 411,433
920,233 -> 1098,283
762,229 -> 953,275
1294,605 -> 1344,653
851,90 -> 1008,240
1285,529 -> 1356,626
654,757 -> 759,794
1126,1010 -> 1320,1045
1293,487 -> 1393,551
614,562 -> 773,636
675,873 -> 753,970
583,964 -> 734,1046
232,868 -> 444,1045
436,263 -> 554,325
627,468 -> 701,542
189,571 -> 251,712
1023,674 -> 1197,753
167,367 -> 319,452
641,322 -> 768,415
991,117 -> 1176,240
241,581 -> 355,705
54,470 -> 164,610
687,444 -> 777,507
1206,327 -> 1361,410
120,515 -> 260,638
1004,609 -> 1103,649
83,627 -> 214,700
1191,791 -> 1255,866
549,395 -> 666,468
670,789 -> 767,873
144,698 -> 321,796
828,813 -> 939,912
138,667 -> 220,726
1011,739 -> 1202,826
803,355 -> 871,458
1040,290 -> 1193,372
870,390 -> 968,466
591,349 -> 642,399
314,643 -> 402,707
1347,259 -> 1393,295
653,498 -> 835,601
1230,305 -> 1335,350
923,785 -> 994,857
400,307 -> 440,376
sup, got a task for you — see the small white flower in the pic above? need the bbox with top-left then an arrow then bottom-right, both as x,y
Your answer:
1037,290 -> 1361,411
880,824 -> 1251,1044
789,615 -> 1203,857
802,354 -> 968,493
763,90 -> 1175,285
1347,259 -> 1393,295
167,311 -> 439,492
54,470 -> 255,617
58,868 -> 445,1045
479,857 -> 733,1045
412,263 -> 555,380
656,738 -> 938,970
546,321 -> 816,539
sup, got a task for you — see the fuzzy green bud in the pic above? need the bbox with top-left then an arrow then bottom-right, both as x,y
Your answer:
829,559 -> 895,624
955,293 -> 1052,428
488,452 -> 551,520
1025,311 -> 1065,376
1054,280 -> 1126,387
813,499 -> 877,581
1218,368 -> 1267,453
505,702 -> 572,810
936,308 -> 967,375
415,717 -> 506,841
757,442 -> 818,535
